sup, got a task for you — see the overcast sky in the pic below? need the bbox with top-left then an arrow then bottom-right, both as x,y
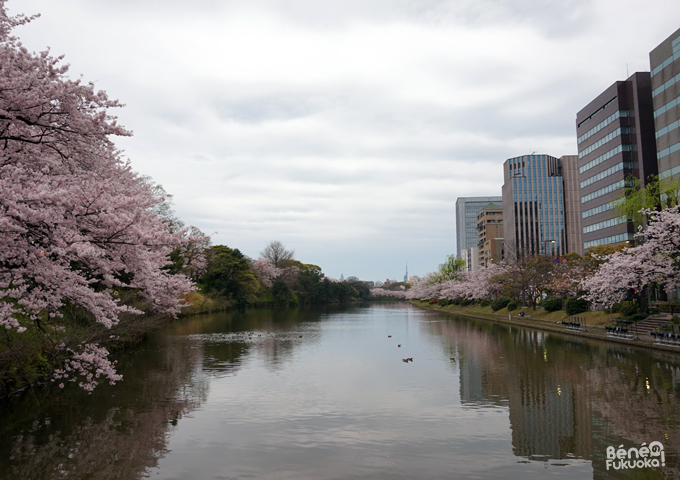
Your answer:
10,0 -> 679,281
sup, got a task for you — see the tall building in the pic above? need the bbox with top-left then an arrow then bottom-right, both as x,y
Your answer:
502,154 -> 569,258
560,155 -> 584,255
455,196 -> 502,259
476,203 -> 504,267
650,28 -> 680,181
575,72 -> 657,251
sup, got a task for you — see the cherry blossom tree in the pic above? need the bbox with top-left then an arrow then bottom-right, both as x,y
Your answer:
581,252 -> 639,309
0,3 -> 193,392
582,207 -> 680,309
370,287 -> 408,299
544,254 -> 585,303
251,257 -> 284,288
165,226 -> 210,281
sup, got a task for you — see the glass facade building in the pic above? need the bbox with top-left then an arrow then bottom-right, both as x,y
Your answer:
455,196 -> 502,260
502,154 -> 567,257
650,28 -> 680,182
575,73 -> 657,251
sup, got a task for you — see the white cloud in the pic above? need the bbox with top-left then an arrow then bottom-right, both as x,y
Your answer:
10,0 -> 679,279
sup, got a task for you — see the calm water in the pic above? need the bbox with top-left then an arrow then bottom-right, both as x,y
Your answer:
1,303 -> 679,479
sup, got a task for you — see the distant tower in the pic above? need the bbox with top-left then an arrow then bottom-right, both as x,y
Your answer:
404,262 -> 408,283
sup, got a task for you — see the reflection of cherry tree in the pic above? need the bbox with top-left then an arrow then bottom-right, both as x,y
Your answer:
4,337 -> 209,480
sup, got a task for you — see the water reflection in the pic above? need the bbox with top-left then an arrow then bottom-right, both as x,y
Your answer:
425,317 -> 680,477
0,304 -> 679,479
0,334 -> 208,480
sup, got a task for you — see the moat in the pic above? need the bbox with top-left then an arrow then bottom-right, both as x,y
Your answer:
1,303 -> 678,479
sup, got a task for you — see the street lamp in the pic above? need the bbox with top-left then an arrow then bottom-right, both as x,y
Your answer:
543,239 -> 556,256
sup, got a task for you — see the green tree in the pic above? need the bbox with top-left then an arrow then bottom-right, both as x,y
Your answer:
583,243 -> 628,272
295,264 -> 325,304
200,246 -> 259,305
272,278 -> 297,306
346,277 -> 371,300
429,254 -> 465,284
614,174 -> 680,231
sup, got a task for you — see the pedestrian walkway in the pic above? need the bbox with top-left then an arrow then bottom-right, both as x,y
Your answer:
636,314 -> 674,341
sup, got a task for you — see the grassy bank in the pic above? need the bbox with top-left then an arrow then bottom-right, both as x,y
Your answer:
409,300 -> 680,354
180,291 -> 232,316
414,300 -> 614,326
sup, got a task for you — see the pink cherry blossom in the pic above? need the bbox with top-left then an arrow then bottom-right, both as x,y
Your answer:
250,257 -> 284,288
0,3 -> 193,391
582,206 -> 680,307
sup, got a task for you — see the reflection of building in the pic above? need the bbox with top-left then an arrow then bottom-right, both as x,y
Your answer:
429,313 -> 680,469
508,378 -> 592,459
576,73 -> 657,251
459,355 -> 484,404
456,196 -> 502,259
476,203 -> 503,267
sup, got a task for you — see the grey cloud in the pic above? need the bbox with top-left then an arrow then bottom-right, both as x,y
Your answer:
55,0 -> 594,38
212,94 -> 322,124
190,154 -> 212,163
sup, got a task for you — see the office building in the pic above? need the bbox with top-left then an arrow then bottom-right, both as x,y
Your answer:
461,247 -> 479,272
502,154 -> 569,258
560,155 -> 583,255
455,196 -> 502,259
476,203 -> 504,267
650,28 -> 680,181
576,73 -> 657,251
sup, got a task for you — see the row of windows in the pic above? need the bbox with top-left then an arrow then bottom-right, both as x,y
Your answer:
653,70 -> 680,97
577,97 -> 617,128
509,155 -> 546,163
580,144 -> 631,174
580,162 -> 632,189
581,179 -> 625,204
656,117 -> 680,139
660,163 -> 680,179
583,216 -> 626,234
579,127 -> 629,159
578,110 -> 628,144
584,233 -> 635,250
657,141 -> 680,160
582,201 -> 615,219
654,94 -> 680,118
651,36 -> 680,77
